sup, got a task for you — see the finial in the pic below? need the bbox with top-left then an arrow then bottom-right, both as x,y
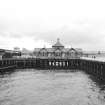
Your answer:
57,38 -> 60,42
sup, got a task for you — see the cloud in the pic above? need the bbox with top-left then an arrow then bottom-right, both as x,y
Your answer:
32,24 -> 105,50
0,0 -> 105,50
0,22 -> 105,51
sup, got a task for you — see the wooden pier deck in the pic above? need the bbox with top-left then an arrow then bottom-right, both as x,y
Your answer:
0,58 -> 105,81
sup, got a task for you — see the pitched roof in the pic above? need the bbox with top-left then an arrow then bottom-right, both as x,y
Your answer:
52,38 -> 64,47
69,48 -> 76,51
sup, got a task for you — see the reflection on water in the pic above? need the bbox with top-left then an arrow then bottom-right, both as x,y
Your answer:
0,69 -> 105,105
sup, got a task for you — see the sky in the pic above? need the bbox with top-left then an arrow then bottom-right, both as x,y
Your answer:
0,0 -> 105,51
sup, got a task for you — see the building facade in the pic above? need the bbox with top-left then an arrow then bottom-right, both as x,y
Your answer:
33,38 -> 82,59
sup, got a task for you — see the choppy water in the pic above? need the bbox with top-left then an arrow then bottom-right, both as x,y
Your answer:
0,69 -> 105,105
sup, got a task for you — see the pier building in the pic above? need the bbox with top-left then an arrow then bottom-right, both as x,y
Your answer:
0,49 -> 21,59
33,38 -> 82,59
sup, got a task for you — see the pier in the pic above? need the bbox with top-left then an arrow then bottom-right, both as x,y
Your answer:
0,39 -> 105,81
0,58 -> 105,81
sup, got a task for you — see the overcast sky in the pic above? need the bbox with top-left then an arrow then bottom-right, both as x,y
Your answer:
0,0 -> 105,51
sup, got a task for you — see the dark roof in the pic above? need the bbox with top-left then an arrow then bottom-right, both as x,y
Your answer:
0,49 -> 5,52
69,48 -> 76,51
34,48 -> 83,53
52,38 -> 64,47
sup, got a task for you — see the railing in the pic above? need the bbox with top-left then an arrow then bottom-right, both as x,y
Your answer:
0,58 -> 105,81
